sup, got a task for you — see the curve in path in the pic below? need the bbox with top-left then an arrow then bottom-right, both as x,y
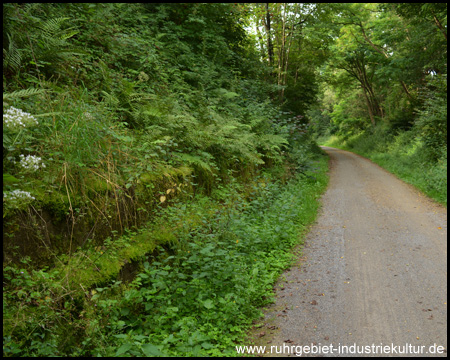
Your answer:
254,146 -> 447,357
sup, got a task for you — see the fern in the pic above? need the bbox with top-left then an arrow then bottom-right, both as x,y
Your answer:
38,17 -> 79,48
60,30 -> 80,41
3,34 -> 22,72
259,134 -> 289,151
175,152 -> 214,174
215,88 -> 239,100
39,17 -> 69,36
3,88 -> 46,101
101,91 -> 120,108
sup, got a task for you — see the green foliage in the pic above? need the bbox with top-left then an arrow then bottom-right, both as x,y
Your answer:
3,152 -> 328,356
3,3 -> 298,262
319,2 -> 446,134
3,4 -> 329,356
3,34 -> 22,74
3,262 -> 75,356
3,88 -> 46,103
414,74 -> 447,160
322,125 -> 447,206
313,3 -> 446,209
3,4 -> 84,83
329,97 -> 369,138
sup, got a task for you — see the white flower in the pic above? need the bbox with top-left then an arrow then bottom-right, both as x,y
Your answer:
3,189 -> 36,201
19,154 -> 46,171
3,107 -> 38,131
3,189 -> 36,212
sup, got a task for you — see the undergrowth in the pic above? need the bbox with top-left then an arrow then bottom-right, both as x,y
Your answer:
3,148 -> 329,356
3,3 -> 292,266
2,3 -> 333,357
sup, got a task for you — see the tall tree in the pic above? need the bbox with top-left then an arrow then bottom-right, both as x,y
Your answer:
263,3 -> 274,66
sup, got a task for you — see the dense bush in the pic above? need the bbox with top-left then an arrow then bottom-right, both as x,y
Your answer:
3,148 -> 328,356
3,4 -> 329,356
414,73 -> 447,161
3,3 -> 299,264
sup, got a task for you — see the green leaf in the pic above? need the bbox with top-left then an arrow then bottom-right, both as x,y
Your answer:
3,88 -> 46,100
202,299 -> 215,309
141,344 -> 165,357
3,174 -> 20,185
202,342 -> 215,349
116,343 -> 133,356
120,307 -> 130,316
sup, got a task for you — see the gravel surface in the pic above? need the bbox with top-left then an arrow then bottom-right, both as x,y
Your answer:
250,147 -> 447,357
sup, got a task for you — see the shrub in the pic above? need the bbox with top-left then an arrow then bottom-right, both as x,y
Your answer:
414,74 -> 447,161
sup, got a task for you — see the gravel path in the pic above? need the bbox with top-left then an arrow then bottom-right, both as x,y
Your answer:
250,147 -> 447,357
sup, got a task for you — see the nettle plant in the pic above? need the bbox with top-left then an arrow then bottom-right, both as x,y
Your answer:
3,105 -> 46,213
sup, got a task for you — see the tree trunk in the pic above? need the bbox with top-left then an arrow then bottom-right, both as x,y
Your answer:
280,19 -> 295,103
356,21 -> 415,101
362,90 -> 376,125
278,4 -> 287,101
264,3 -> 274,66
345,55 -> 383,125
255,18 -> 266,61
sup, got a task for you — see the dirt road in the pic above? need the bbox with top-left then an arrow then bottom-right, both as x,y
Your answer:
252,147 -> 447,357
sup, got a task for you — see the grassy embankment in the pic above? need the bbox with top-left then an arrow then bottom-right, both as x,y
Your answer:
3,4 -> 332,356
4,143 -> 329,357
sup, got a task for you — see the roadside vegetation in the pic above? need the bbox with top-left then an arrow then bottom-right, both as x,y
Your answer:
309,3 -> 447,206
318,72 -> 447,205
4,148 -> 328,356
3,3 -> 329,356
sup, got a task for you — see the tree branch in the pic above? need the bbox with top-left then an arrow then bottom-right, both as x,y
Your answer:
431,12 -> 447,40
